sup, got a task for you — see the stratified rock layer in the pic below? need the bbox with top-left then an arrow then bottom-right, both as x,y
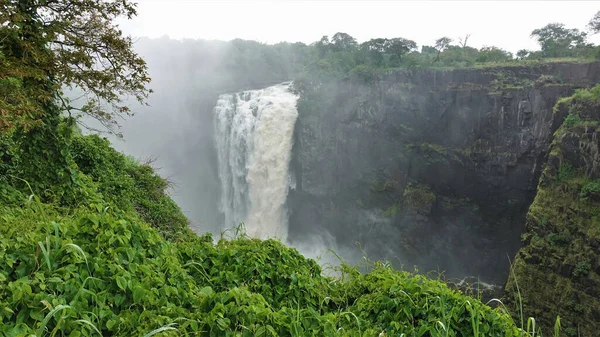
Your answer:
506,92 -> 600,336
289,62 -> 600,284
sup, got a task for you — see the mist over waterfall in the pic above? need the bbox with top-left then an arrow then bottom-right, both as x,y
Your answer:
214,82 -> 298,241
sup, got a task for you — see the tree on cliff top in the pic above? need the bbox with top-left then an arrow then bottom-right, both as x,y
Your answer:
434,37 -> 452,62
0,0 -> 151,135
331,32 -> 358,52
531,23 -> 588,58
588,10 -> 600,34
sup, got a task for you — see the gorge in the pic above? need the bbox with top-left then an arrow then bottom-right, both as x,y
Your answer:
81,39 -> 600,335
5,2 -> 600,334
289,62 -> 600,284
207,62 -> 599,283
201,61 -> 600,334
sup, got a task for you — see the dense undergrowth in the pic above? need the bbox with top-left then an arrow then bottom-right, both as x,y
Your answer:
0,125 -> 530,336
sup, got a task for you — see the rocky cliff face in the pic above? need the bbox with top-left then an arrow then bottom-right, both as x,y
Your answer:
289,62 -> 600,284
506,91 -> 600,336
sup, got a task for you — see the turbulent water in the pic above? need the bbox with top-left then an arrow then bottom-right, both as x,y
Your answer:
214,82 -> 298,241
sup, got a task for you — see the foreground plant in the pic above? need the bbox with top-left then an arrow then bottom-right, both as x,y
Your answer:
0,188 -> 522,336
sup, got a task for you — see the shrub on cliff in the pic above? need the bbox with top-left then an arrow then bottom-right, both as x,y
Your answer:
70,135 -> 191,240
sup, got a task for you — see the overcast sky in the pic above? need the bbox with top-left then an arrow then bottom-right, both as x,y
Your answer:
119,0 -> 600,53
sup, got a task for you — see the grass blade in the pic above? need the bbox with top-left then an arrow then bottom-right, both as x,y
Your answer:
36,304 -> 71,337
527,317 -> 536,337
52,221 -> 60,250
76,319 -> 103,336
62,243 -> 90,273
38,241 -> 51,271
143,323 -> 178,337
70,277 -> 103,305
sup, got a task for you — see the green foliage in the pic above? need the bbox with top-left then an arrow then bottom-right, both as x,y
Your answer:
1,108 -> 189,241
403,183 -> 436,212
572,261 -> 591,278
383,203 -> 402,217
535,74 -> 562,86
579,181 -> 600,200
589,10 -> 600,34
293,20 -> 598,85
546,232 -> 569,246
70,135 -> 191,241
0,0 -> 151,134
8,114 -> 96,206
571,84 -> 600,103
0,107 -> 523,336
475,46 -> 514,63
530,23 -> 591,58
406,142 -> 460,167
407,142 -> 447,155
0,72 -> 47,132
369,178 -> 397,193
564,327 -> 578,337
0,193 -> 524,336
557,162 -> 575,181
490,71 -> 534,90
0,131 -> 14,179
348,64 -> 379,83
3,3 -> 598,336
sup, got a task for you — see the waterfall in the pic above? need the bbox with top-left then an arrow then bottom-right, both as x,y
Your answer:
214,82 -> 298,241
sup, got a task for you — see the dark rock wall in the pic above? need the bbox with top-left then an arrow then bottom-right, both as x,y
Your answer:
506,95 -> 600,336
289,62 -> 600,284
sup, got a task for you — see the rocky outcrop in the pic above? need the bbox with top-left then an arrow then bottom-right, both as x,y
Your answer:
289,62 -> 600,284
505,92 -> 600,336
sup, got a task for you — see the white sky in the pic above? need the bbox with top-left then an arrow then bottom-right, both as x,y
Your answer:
119,0 -> 600,53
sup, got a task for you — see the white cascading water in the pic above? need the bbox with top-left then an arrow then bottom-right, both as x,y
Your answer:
214,82 -> 298,241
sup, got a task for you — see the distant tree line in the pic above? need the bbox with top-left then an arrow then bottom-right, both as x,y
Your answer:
132,11 -> 600,94
223,11 -> 600,83
298,12 -> 600,79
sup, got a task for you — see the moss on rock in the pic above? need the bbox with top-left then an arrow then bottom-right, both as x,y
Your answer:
506,86 -> 600,336
403,183 -> 436,214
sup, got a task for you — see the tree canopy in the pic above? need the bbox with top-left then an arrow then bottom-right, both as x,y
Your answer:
331,32 -> 358,52
434,37 -> 452,62
0,0 -> 151,134
530,23 -> 589,58
588,10 -> 600,34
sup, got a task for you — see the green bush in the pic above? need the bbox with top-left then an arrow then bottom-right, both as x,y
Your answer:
0,198 -> 523,336
9,114 -> 91,206
557,162 -> 575,181
562,113 -> 583,128
571,85 -> 600,104
70,135 -> 190,240
349,64 -> 378,82
580,181 -> 600,200
573,261 -> 591,278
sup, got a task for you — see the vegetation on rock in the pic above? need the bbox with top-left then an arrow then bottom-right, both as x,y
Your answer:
506,85 -> 600,337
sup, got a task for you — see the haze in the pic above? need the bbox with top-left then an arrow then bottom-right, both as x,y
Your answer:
121,0 -> 600,52
88,0 -> 600,279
